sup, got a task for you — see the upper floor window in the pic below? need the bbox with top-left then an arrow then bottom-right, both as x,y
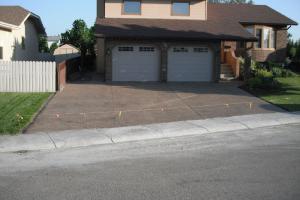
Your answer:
0,47 -> 3,60
172,2 -> 190,16
123,0 -> 141,15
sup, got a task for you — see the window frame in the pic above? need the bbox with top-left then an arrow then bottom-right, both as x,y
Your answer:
171,1 -> 191,16
122,0 -> 142,15
0,46 -> 3,60
21,37 -> 26,50
173,47 -> 189,53
253,25 -> 276,50
118,46 -> 134,52
139,46 -> 155,52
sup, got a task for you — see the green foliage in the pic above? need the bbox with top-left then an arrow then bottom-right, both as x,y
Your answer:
61,19 -> 95,69
0,93 -> 51,135
289,47 -> 297,58
61,19 -> 95,56
39,35 -> 49,53
253,76 -> 300,111
246,77 -> 263,90
268,62 -> 296,78
256,69 -> 273,79
246,61 -> 279,90
49,42 -> 58,54
287,35 -> 300,62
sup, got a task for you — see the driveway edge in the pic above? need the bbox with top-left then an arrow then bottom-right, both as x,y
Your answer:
0,112 -> 299,153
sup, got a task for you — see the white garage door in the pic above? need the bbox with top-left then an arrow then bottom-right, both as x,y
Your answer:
167,46 -> 213,82
112,46 -> 160,81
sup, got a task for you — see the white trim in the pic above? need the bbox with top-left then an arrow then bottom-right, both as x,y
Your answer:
0,13 -> 33,30
0,21 -> 19,30
253,25 -> 276,50
20,14 -> 31,27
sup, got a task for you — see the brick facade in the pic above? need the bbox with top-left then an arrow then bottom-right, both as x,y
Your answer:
224,27 -> 288,63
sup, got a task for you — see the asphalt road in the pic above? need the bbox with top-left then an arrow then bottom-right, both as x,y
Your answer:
1,124 -> 300,200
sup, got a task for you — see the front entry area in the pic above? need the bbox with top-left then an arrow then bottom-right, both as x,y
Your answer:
167,46 -> 213,82
112,45 -> 160,81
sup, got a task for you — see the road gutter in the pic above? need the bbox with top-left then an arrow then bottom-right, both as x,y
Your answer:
0,112 -> 299,153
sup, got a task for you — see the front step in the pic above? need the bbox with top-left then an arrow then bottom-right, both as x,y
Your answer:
221,64 -> 235,80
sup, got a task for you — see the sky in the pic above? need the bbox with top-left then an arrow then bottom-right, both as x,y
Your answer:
0,0 -> 299,40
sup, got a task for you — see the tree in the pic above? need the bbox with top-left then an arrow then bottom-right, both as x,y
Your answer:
49,42 -> 58,54
39,35 -> 49,53
61,19 -> 95,69
209,0 -> 254,4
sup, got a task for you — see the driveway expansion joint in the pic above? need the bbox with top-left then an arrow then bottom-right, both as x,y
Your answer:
45,132 -> 57,149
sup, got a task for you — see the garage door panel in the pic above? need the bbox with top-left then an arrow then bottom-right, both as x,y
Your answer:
168,46 -> 213,82
112,45 -> 160,82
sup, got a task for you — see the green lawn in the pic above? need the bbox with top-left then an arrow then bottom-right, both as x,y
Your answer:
0,93 -> 51,135
255,76 -> 300,112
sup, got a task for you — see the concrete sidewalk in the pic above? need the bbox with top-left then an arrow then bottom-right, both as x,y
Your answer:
1,112 -> 300,153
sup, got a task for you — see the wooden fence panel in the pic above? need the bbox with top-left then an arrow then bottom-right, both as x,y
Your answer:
0,61 -> 56,92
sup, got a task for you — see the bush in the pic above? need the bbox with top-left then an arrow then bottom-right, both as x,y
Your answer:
271,67 -> 284,77
246,68 -> 280,90
246,77 -> 263,90
256,69 -> 273,78
268,62 -> 296,78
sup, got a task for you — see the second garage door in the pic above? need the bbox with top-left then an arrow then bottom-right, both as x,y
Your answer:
167,46 -> 213,82
112,45 -> 160,81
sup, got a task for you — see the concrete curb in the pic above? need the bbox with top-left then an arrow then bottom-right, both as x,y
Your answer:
0,112 -> 299,153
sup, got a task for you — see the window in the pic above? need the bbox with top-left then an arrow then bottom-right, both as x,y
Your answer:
172,2 -> 190,16
255,27 -> 276,49
173,47 -> 188,52
263,28 -> 270,48
21,37 -> 26,49
246,27 -> 254,34
123,0 -> 141,15
255,28 -> 262,49
0,47 -> 3,60
194,47 -> 208,53
139,47 -> 155,52
237,42 -> 246,49
118,46 -> 134,51
270,29 -> 275,49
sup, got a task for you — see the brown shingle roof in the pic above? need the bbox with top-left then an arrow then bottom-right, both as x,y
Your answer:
0,6 -> 30,26
95,4 -> 297,40
95,18 -> 257,41
0,6 -> 46,34
208,3 -> 298,26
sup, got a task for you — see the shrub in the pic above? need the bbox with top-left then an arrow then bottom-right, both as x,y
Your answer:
256,69 -> 273,79
268,62 -> 296,78
271,67 -> 284,77
246,77 -> 263,90
246,68 -> 280,90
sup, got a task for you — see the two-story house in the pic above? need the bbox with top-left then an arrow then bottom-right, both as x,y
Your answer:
95,0 -> 297,82
0,6 -> 47,61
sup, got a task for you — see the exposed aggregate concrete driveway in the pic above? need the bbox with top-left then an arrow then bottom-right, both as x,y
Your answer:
26,82 -> 282,133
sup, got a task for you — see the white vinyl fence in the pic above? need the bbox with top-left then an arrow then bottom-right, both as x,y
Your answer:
0,61 -> 56,92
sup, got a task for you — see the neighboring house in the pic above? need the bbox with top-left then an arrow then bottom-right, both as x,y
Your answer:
54,44 -> 80,63
95,0 -> 297,82
0,6 -> 47,61
47,35 -> 61,48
